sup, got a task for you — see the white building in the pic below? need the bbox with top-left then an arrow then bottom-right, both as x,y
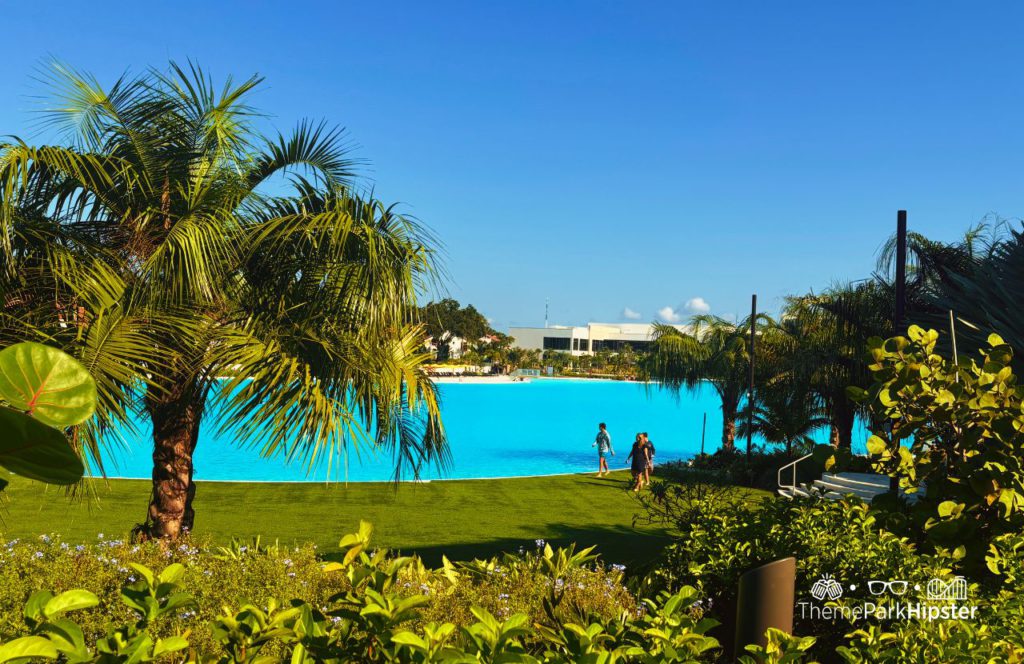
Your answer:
509,322 -> 689,356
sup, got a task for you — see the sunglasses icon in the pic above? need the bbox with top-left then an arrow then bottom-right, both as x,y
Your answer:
867,580 -> 909,595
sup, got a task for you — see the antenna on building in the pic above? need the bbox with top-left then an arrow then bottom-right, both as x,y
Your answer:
545,298 -> 549,328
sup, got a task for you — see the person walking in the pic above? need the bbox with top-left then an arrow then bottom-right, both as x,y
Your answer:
641,432 -> 656,487
627,433 -> 650,492
592,422 -> 614,476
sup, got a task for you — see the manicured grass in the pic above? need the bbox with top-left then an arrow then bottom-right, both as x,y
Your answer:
1,471 -> 764,568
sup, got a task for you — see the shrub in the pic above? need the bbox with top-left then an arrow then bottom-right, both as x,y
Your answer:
680,448 -> 871,491
0,523 -> 719,662
0,526 -> 637,660
642,492 -> 958,657
851,326 -> 1024,566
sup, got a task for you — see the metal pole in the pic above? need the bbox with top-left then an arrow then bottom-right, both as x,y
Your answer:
734,557 -> 796,654
747,294 -> 756,463
949,310 -> 959,382
894,210 -> 907,335
890,211 -> 907,495
700,412 -> 707,455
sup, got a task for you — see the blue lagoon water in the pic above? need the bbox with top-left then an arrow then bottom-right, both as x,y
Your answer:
100,379 -> 841,483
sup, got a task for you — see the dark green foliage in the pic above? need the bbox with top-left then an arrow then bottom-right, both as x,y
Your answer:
642,492 -> 1024,661
930,227 -> 1024,370
852,326 -> 1024,566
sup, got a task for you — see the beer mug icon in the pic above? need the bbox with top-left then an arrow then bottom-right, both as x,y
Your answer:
810,573 -> 843,601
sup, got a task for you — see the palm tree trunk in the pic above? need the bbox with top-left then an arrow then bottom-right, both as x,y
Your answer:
720,402 -> 737,452
829,399 -> 855,450
145,379 -> 205,539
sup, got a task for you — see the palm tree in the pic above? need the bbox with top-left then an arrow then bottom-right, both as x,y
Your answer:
876,218 -> 1006,305
781,283 -> 890,449
0,63 -> 445,539
613,344 -> 637,376
508,347 -> 541,370
643,315 -> 758,452
737,389 -> 828,456
929,227 -> 1024,366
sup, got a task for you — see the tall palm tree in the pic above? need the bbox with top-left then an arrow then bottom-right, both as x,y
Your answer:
875,218 -> 1006,305
0,63 -> 445,539
930,227 -> 1024,366
782,282 -> 890,449
643,315 -> 759,452
737,389 -> 828,456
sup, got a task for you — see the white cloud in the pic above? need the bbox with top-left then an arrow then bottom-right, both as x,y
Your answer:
685,297 -> 711,314
622,307 -> 642,320
657,306 -> 681,323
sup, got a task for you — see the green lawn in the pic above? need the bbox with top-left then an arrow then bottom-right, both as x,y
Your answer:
2,471 -> 766,567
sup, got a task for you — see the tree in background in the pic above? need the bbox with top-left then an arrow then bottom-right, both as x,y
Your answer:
612,344 -> 638,375
737,389 -> 828,456
542,350 -> 573,374
418,299 -> 495,360
508,347 -> 542,370
460,332 -> 513,371
0,63 -> 445,539
780,283 -> 890,449
643,316 -> 762,452
931,229 -> 1024,365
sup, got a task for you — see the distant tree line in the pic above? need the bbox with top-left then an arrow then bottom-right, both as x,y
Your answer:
643,217 -> 1024,456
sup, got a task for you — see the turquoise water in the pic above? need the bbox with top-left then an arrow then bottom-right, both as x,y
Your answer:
100,378 -> 846,482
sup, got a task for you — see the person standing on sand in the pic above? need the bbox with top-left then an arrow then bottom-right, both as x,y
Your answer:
593,422 -> 614,476
627,433 -> 651,492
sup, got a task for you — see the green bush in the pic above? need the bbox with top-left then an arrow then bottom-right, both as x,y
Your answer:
0,523 -> 719,662
851,326 -> 1024,566
679,449 -> 872,491
0,526 -> 638,660
642,491 -> 979,657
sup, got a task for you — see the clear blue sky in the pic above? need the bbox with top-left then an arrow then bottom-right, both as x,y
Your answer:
2,2 -> 1021,329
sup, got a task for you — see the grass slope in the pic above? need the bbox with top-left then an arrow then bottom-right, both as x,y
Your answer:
1,471 -> 716,567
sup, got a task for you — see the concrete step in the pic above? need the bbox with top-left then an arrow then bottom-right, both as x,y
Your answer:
824,472 -> 890,489
813,478 -> 883,500
777,485 -> 812,499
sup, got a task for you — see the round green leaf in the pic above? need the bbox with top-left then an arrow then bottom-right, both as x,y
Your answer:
0,636 -> 59,660
0,342 -> 96,428
865,435 -> 888,456
0,406 -> 85,485
43,589 -> 100,618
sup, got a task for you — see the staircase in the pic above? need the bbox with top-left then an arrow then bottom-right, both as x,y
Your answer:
777,472 -> 890,501
776,454 -> 914,502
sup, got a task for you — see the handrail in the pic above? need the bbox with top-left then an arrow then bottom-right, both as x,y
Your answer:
777,453 -> 814,493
